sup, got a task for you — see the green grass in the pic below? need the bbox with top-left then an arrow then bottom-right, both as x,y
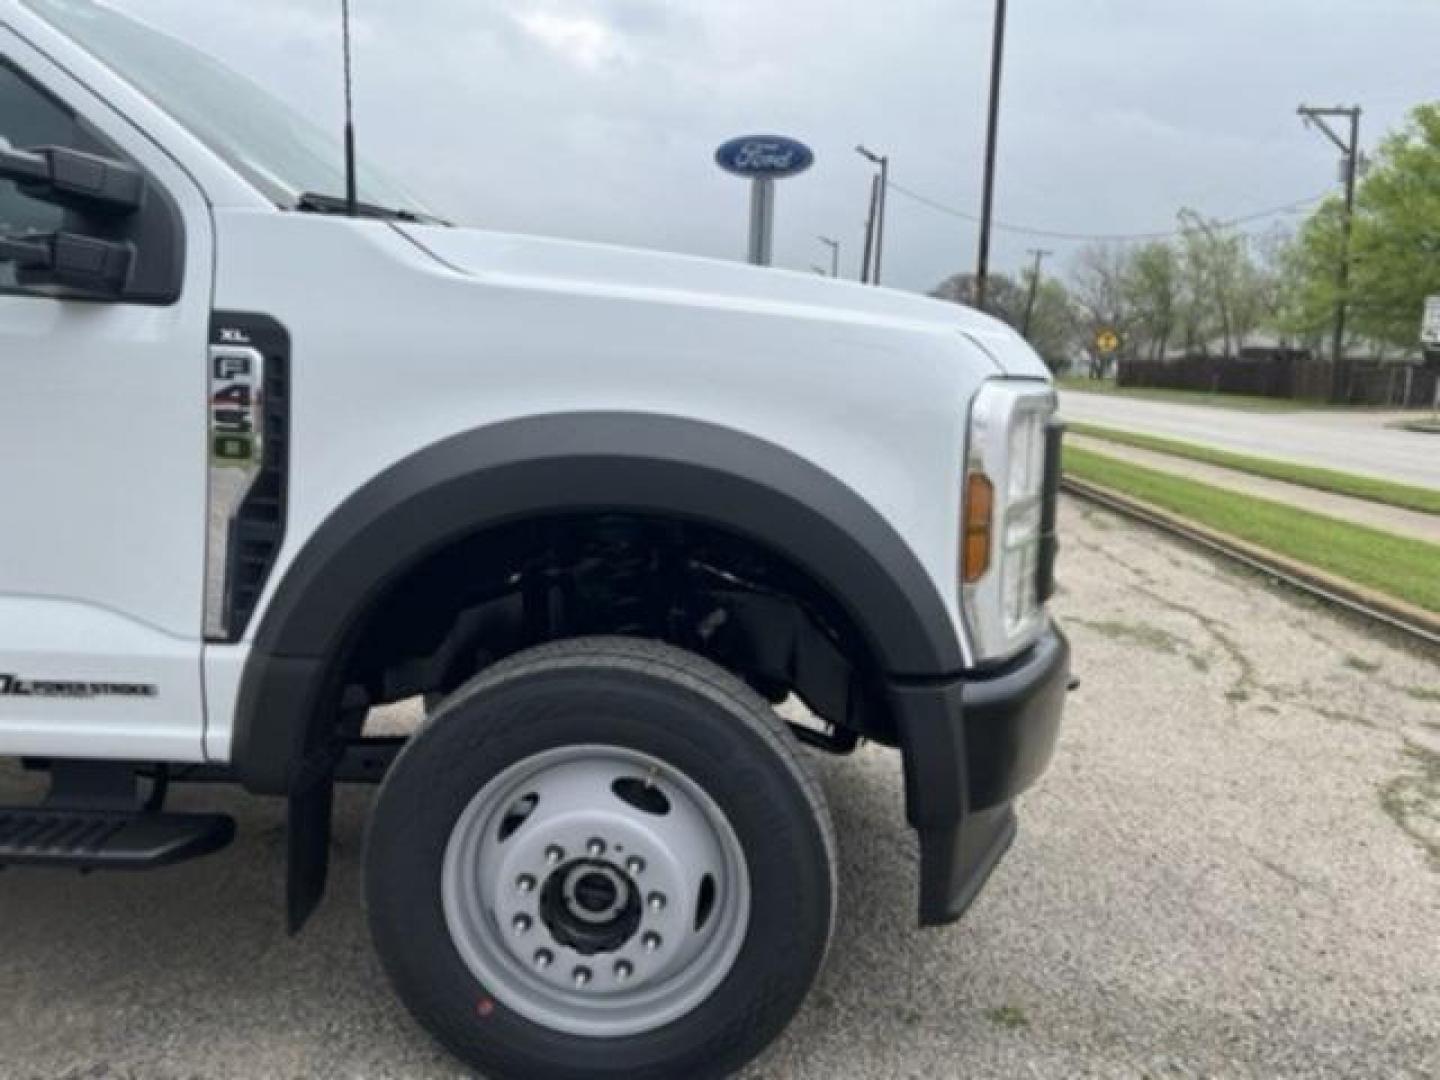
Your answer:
1394,419 -> 1440,435
984,1004 -> 1031,1031
1064,446 -> 1440,615
1069,422 -> 1440,516
1057,375 -> 1319,413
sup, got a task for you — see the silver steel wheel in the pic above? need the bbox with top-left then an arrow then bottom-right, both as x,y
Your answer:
441,743 -> 752,1039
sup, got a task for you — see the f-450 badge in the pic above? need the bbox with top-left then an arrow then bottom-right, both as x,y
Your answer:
209,331 -> 265,466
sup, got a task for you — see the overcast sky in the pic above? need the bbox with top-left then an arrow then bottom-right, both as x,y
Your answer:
111,0 -> 1440,294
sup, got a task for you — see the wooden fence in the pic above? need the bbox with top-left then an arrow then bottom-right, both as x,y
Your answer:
1116,354 -> 1439,407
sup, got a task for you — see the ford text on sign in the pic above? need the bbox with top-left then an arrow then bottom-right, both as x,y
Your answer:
715,136 -> 815,179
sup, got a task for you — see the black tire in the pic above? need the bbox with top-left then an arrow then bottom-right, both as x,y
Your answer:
365,637 -> 837,1080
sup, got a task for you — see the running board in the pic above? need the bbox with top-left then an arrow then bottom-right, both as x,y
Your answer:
0,807 -> 235,869
0,761 -> 235,870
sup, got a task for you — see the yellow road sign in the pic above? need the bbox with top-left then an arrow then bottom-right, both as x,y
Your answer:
1095,329 -> 1120,355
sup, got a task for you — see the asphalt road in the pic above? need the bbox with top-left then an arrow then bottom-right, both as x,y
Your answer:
2,499 -> 1437,1079
1059,391 -> 1440,490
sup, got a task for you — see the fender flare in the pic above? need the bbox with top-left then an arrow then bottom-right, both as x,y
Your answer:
231,413 -> 963,792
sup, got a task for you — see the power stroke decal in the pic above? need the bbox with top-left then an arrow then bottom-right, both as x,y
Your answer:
0,674 -> 157,699
204,313 -> 290,642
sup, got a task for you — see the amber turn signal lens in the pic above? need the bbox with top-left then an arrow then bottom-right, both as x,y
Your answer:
962,471 -> 994,583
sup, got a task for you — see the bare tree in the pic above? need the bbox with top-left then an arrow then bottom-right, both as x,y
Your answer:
1070,243 -> 1134,376
1175,210 -> 1277,359
932,271 -> 1081,372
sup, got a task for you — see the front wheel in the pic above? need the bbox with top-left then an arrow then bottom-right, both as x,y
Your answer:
365,638 -> 837,1080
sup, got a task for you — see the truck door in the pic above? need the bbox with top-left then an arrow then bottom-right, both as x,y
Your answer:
0,30 -> 212,762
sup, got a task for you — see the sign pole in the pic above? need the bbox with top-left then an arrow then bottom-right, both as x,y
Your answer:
748,177 -> 775,267
716,135 -> 813,269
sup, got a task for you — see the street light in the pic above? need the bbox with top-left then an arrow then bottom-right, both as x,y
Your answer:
817,235 -> 841,278
856,145 -> 889,285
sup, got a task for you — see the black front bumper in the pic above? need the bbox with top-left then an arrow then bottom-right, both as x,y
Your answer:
890,622 -> 1070,925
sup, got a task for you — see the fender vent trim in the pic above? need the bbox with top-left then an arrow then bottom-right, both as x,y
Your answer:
204,312 -> 290,642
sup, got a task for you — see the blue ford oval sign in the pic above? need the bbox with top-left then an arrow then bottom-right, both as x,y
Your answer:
715,135 -> 815,179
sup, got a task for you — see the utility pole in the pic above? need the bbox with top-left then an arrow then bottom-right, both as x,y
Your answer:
1021,248 -> 1052,338
1298,104 -> 1362,402
860,174 -> 879,285
856,145 -> 889,285
818,235 -> 841,278
975,0 -> 1008,312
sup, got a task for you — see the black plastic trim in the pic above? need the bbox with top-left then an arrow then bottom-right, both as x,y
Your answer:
893,622 -> 1069,925
232,413 -> 964,794
960,623 -> 1069,810
1037,419 -> 1064,602
916,804 -> 1016,925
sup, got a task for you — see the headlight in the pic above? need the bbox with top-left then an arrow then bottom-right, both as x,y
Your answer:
962,380 -> 1057,662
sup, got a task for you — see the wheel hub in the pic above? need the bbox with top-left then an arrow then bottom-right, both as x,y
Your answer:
542,859 -> 640,954
440,745 -> 751,1038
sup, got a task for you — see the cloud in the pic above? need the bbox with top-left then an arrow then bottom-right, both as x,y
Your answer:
511,7 -> 633,71
92,0 -> 1440,291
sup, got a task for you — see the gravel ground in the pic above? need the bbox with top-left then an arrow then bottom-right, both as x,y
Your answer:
1,498 -> 1437,1079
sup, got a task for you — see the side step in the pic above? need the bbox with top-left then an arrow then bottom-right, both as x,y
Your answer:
0,761 -> 235,871
0,808 -> 235,869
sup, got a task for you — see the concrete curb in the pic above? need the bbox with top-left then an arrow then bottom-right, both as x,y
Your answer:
1061,476 -> 1440,651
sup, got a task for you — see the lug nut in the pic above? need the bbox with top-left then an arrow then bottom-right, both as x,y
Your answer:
642,932 -> 662,953
626,857 -> 646,876
587,838 -> 607,858
534,949 -> 553,970
614,960 -> 633,981
512,913 -> 533,934
573,967 -> 592,988
545,845 -> 565,865
517,874 -> 537,894
647,892 -> 666,913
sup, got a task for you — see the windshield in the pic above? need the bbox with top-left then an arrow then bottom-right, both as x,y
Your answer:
22,0 -> 434,215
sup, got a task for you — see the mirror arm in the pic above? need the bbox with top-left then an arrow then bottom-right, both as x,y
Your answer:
0,231 -> 134,296
0,145 -> 144,216
0,145 -> 49,185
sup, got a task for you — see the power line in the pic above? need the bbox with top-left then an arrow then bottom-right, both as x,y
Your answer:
885,179 -> 1327,243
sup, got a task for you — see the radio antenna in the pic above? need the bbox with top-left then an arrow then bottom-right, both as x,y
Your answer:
341,0 -> 358,215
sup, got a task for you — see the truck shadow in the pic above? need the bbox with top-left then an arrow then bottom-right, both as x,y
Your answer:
0,747 -> 1008,1079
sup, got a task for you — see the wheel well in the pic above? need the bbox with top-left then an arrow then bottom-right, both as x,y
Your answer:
333,512 -> 894,745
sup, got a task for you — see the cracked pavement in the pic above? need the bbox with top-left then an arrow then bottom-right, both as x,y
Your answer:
0,498 -> 1436,1079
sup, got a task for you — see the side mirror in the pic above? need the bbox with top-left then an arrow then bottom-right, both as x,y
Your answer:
0,144 -> 144,216
0,141 -> 180,304
0,232 -> 133,297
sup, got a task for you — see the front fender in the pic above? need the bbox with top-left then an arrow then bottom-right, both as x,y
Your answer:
231,412 -> 965,793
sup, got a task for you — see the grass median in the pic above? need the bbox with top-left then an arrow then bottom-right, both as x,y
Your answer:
1064,445 -> 1440,615
1070,422 -> 1440,516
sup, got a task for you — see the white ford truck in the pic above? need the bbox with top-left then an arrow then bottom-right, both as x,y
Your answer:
0,2 -> 1069,1076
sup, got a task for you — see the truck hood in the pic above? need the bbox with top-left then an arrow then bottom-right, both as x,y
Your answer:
392,223 -> 1052,380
